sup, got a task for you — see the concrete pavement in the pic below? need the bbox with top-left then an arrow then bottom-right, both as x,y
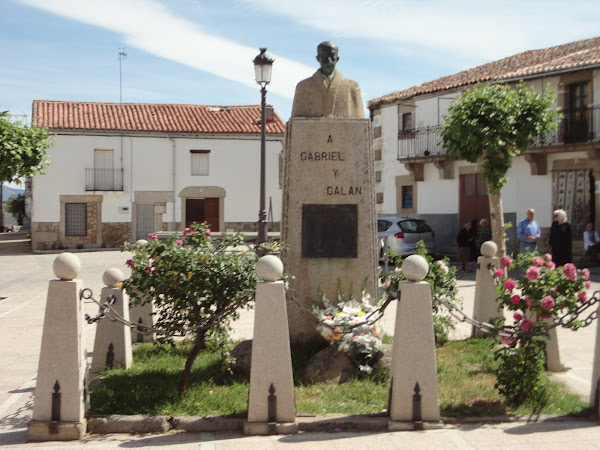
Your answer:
1,250 -> 600,448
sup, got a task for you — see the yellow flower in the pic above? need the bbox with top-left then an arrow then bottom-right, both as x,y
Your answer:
116,281 -> 123,290
336,312 -> 343,316
188,272 -> 193,279
357,311 -> 365,316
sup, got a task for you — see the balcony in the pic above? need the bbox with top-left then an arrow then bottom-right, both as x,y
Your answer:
85,168 -> 123,191
398,105 -> 600,159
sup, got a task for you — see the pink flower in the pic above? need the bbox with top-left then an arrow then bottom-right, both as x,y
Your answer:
546,261 -> 556,270
494,269 -> 504,278
504,279 -> 515,291
148,232 -> 158,240
126,259 -> 135,267
184,228 -> 196,236
511,295 -> 521,305
176,239 -> 183,246
578,291 -> 588,303
205,230 -> 212,237
562,263 -> 577,281
532,256 -> 544,267
526,266 -> 540,281
541,295 -> 555,310
526,299 -> 535,307
500,256 -> 512,268
500,336 -> 517,346
586,281 -> 592,290
549,287 -> 557,293
544,253 -> 552,261
520,319 -> 535,332
144,266 -> 154,274
513,312 -> 523,321
581,268 -> 590,281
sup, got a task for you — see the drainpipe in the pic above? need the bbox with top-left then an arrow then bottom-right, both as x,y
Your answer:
169,136 -> 177,230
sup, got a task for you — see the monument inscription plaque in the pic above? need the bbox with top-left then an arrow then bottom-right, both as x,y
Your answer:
302,204 -> 357,258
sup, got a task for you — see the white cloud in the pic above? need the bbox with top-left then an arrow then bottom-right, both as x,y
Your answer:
240,0 -> 600,62
17,0 -> 314,99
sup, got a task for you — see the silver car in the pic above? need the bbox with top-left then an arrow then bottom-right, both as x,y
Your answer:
378,217 -> 436,258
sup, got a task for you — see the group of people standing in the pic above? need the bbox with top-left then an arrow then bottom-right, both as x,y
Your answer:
456,218 -> 492,272
457,208 -> 599,270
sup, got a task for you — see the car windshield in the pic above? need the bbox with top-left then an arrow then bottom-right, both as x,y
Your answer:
398,220 -> 432,233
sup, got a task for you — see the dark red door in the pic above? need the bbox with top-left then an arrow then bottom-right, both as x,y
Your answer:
459,173 -> 489,227
185,198 -> 220,231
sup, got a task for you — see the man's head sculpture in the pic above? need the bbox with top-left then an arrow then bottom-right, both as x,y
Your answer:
316,41 -> 339,77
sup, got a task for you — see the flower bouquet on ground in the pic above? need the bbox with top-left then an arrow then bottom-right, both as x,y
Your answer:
493,252 -> 591,406
313,288 -> 383,374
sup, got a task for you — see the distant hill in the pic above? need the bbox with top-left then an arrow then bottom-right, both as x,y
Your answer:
2,185 -> 25,200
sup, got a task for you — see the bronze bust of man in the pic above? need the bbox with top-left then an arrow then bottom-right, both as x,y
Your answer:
291,41 -> 364,119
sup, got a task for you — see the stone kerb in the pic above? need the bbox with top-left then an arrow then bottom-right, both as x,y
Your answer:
472,241 -> 502,337
28,253 -> 87,441
281,118 -> 377,343
245,256 -> 297,435
91,269 -> 133,373
388,255 -> 441,430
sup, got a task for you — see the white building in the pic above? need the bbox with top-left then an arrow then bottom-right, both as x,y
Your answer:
30,100 -> 284,250
368,36 -> 600,255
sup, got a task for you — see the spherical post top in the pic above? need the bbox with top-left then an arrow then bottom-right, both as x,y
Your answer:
480,241 -> 498,258
103,268 -> 125,288
135,239 -> 148,245
256,255 -> 283,282
402,254 -> 429,282
53,252 -> 81,280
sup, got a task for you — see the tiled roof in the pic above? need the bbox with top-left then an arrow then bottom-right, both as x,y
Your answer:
369,36 -> 600,110
32,100 -> 285,135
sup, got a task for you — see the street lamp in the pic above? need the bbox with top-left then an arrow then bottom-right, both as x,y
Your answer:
253,47 -> 274,245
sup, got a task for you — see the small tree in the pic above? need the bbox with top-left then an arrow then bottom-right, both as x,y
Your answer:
5,193 -> 25,225
122,223 -> 259,395
441,84 -> 558,256
0,110 -> 53,229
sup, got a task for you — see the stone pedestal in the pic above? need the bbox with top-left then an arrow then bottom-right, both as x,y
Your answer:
472,255 -> 502,337
544,319 -> 562,372
28,276 -> 86,441
389,278 -> 440,428
91,287 -> 133,373
245,280 -> 296,434
590,303 -> 600,409
130,296 -> 155,343
281,118 -> 377,342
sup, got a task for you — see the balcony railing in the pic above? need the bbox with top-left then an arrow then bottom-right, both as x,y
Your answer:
398,104 -> 600,159
85,168 -> 123,191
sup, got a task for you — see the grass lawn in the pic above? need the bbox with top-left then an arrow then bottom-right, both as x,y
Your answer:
89,337 -> 591,418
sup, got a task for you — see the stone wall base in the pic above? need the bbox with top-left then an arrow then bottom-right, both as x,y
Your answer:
243,421 -> 299,435
224,222 -> 280,232
27,419 -> 86,441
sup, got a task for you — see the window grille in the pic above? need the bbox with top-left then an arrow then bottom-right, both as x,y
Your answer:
65,203 -> 87,236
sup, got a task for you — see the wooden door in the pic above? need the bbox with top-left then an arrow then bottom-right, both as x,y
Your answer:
136,204 -> 154,240
459,173 -> 489,227
185,198 -> 220,231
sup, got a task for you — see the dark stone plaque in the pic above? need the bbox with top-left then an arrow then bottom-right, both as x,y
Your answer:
302,204 -> 358,258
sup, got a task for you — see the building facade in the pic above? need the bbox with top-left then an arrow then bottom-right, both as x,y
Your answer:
369,37 -> 600,255
31,100 -> 285,250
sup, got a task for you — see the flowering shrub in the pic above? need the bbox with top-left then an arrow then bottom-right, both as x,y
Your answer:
122,222 -> 259,394
381,240 -> 461,346
493,252 -> 591,406
313,291 -> 383,374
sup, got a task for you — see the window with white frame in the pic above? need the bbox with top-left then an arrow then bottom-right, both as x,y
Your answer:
191,150 -> 210,175
65,203 -> 87,236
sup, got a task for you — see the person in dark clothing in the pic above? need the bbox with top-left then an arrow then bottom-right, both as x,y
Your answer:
476,218 -> 492,256
548,209 -> 572,267
457,221 -> 474,271
469,218 -> 478,261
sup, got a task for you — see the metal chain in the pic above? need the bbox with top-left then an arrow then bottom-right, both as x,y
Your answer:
80,288 -> 250,336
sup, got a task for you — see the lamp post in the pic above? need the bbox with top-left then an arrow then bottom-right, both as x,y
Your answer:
253,48 -> 274,245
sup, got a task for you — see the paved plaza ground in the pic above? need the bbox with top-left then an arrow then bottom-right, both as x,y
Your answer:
1,249 -> 600,448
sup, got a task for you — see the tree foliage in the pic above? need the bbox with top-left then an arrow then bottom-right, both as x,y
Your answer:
0,110 -> 52,184
441,83 -> 557,194
121,223 -> 260,394
5,194 -> 25,225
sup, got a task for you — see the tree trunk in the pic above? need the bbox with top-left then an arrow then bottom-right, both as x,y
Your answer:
487,185 -> 506,257
0,182 -> 3,231
178,328 -> 206,396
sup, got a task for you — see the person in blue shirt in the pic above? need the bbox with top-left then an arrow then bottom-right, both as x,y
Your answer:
517,208 -> 542,253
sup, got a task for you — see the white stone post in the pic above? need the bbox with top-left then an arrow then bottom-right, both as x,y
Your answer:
590,303 -> 600,410
90,268 -> 132,373
544,319 -> 562,372
472,241 -> 502,337
28,253 -> 87,441
388,255 -> 442,431
245,255 -> 298,435
129,296 -> 155,343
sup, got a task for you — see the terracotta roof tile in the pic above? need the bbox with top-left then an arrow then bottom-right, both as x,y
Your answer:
32,100 -> 285,135
369,36 -> 600,109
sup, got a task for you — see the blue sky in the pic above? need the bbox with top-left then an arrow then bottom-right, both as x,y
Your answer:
1,0 -> 599,127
